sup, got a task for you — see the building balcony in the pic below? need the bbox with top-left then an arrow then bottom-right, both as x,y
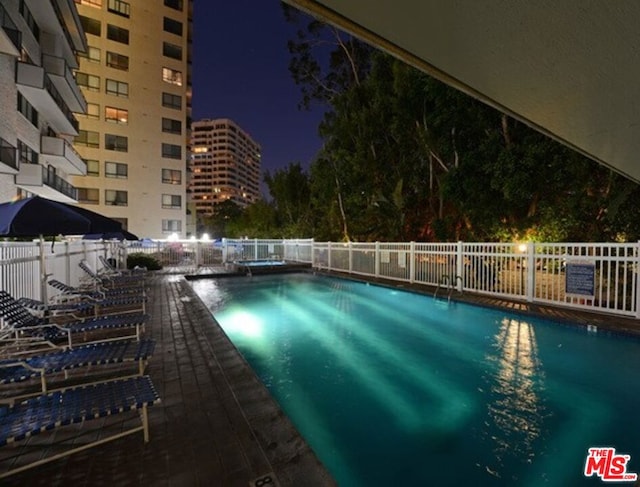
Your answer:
16,61 -> 79,135
0,137 -> 18,174
16,164 -> 78,203
40,135 -> 86,175
0,3 -> 20,56
42,54 -> 87,113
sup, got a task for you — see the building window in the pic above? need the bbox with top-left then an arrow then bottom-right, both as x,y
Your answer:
105,133 -> 128,152
19,0 -> 39,41
75,0 -> 102,7
106,51 -> 129,71
105,189 -> 128,206
107,24 -> 129,44
162,219 -> 182,232
85,159 -> 99,176
162,118 -> 181,134
17,93 -> 38,126
163,42 -> 182,60
75,130 -> 100,148
161,143 -> 181,159
164,0 -> 183,11
76,72 -> 100,91
162,168 -> 182,184
162,194 -> 182,209
17,140 -> 38,165
79,46 -> 101,63
162,92 -> 181,109
162,67 -> 182,86
106,78 -> 128,97
79,15 -> 101,36
83,102 -> 100,119
77,187 -> 99,204
107,0 -> 130,17
163,17 -> 182,36
105,106 -> 128,124
105,161 -> 128,178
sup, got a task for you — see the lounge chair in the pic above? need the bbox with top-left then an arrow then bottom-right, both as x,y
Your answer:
48,278 -> 146,299
21,291 -> 147,317
79,260 -> 145,289
0,375 -> 159,479
0,291 -> 149,348
0,339 -> 155,394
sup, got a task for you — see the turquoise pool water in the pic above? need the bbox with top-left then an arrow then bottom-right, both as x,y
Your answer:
191,273 -> 640,486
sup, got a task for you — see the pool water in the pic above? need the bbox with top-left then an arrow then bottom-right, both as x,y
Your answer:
191,273 -> 640,487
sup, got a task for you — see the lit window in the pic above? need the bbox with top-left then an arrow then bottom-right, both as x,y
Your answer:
162,219 -> 182,232
76,0 -> 102,7
162,67 -> 182,86
105,106 -> 128,124
79,46 -> 101,63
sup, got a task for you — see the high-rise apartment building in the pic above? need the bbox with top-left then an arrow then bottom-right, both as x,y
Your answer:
189,118 -> 261,217
0,0 -> 87,204
72,0 -> 192,238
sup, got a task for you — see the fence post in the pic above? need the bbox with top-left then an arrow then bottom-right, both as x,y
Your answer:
456,241 -> 464,291
526,242 -> 535,302
348,242 -> 353,274
222,238 -> 227,263
254,238 -> 258,260
375,241 -> 380,278
195,241 -> 201,268
328,242 -> 332,271
409,241 -> 415,283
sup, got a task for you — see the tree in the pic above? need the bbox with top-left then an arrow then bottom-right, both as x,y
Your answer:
264,163 -> 313,237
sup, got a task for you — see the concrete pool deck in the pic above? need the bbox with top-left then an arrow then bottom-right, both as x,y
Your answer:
2,267 -> 638,485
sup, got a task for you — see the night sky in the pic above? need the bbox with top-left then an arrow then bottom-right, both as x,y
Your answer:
192,0 -> 325,189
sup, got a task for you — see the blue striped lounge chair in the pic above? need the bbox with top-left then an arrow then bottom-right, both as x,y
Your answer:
0,375 -> 160,479
21,291 -> 147,317
0,339 -> 155,394
0,291 -> 149,348
48,278 -> 146,299
80,260 -> 145,289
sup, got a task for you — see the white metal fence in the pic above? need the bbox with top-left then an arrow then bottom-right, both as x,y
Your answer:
0,238 -> 637,319
313,241 -> 640,318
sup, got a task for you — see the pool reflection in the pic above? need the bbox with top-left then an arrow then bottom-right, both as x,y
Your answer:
483,318 -> 546,477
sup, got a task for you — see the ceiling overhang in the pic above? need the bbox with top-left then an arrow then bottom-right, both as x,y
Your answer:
284,0 -> 640,183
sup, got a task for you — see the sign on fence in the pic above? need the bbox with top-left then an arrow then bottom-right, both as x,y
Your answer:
565,260 -> 595,298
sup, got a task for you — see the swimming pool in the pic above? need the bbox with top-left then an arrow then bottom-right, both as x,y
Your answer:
191,273 -> 640,486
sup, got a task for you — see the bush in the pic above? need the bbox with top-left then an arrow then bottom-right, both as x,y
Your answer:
127,252 -> 162,271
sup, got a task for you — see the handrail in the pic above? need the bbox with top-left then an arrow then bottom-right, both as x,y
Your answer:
434,274 -> 462,302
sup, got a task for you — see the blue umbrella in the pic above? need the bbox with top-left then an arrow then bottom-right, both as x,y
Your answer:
0,196 -> 91,237
0,196 -> 124,237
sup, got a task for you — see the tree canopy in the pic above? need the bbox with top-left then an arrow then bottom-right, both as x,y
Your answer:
206,9 -> 640,243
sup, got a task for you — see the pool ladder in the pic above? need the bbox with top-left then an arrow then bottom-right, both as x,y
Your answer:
434,275 -> 462,302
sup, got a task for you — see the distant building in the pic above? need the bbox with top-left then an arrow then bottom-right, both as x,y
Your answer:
0,0 -> 88,203
188,118 -> 261,218
71,0 -> 193,238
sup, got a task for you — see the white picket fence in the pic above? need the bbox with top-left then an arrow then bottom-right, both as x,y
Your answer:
0,238 -> 637,319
